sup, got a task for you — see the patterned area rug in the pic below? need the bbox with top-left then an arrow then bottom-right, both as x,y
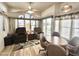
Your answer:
10,40 -> 40,56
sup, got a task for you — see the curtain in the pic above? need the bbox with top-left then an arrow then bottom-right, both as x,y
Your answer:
8,18 -> 15,34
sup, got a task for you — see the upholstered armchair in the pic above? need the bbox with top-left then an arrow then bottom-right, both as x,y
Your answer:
34,27 -> 42,40
14,27 -> 27,44
68,37 -> 79,56
52,32 -> 60,37
46,44 -> 66,56
39,33 -> 49,54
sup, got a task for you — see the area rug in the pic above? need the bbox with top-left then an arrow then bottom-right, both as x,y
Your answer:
10,40 -> 40,56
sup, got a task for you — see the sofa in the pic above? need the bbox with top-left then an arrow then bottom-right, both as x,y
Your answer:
4,27 -> 27,46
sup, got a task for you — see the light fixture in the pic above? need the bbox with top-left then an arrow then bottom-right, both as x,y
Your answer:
62,5 -> 72,12
27,2 -> 34,14
28,5 -> 31,10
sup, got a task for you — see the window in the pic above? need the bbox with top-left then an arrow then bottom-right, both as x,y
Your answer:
31,20 -> 35,31
60,20 -> 71,40
72,19 -> 79,37
25,20 -> 30,33
35,20 -> 39,27
43,18 -> 52,38
25,14 -> 30,18
14,14 -> 40,34
46,18 -> 52,36
19,15 -> 24,18
18,20 -> 25,27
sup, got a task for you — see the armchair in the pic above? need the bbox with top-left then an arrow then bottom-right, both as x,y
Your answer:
14,27 -> 27,44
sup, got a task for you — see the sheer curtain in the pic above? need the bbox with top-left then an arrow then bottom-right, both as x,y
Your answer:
9,18 -> 15,34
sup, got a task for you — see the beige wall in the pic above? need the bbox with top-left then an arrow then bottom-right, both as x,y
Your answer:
41,5 -> 55,17
41,4 -> 61,17
0,3 -> 9,52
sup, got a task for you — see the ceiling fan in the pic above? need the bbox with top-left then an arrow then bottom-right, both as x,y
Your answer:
7,2 -> 39,14
26,2 -> 39,14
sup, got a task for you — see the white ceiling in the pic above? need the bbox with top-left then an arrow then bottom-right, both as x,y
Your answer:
4,2 -> 57,18
3,2 -> 79,18
4,2 -> 55,12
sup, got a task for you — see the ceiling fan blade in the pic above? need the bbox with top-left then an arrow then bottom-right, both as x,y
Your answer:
32,9 -> 39,12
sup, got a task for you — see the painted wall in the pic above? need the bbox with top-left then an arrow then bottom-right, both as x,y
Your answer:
41,3 -> 61,17
41,5 -> 55,17
0,3 -> 9,52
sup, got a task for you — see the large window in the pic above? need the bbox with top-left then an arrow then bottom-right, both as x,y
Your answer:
35,20 -> 39,27
46,18 -> 52,36
25,20 -> 30,33
18,20 -> 25,27
15,19 -> 39,33
43,18 -> 52,37
60,17 -> 71,40
31,20 -> 35,31
55,15 -> 79,40
72,19 -> 79,37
